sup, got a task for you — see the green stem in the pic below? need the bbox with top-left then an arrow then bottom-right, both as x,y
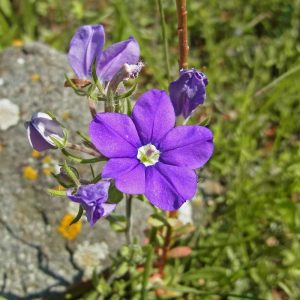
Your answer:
126,194 -> 133,244
141,245 -> 154,300
157,0 -> 171,81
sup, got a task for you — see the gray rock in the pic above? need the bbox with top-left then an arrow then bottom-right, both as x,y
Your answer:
0,43 -> 150,299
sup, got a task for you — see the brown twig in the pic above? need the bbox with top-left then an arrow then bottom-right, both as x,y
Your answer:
176,0 -> 189,70
158,211 -> 178,278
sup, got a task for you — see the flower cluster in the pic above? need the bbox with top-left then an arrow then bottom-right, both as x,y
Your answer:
25,24 -> 213,226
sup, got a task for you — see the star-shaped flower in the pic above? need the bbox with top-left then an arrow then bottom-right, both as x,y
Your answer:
89,89 -> 214,211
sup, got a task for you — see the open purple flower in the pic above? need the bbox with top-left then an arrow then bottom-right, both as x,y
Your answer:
25,112 -> 64,151
68,24 -> 140,82
67,181 -> 116,226
89,89 -> 214,211
169,69 -> 208,119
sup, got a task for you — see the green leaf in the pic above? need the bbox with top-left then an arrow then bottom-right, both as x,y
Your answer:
115,262 -> 129,277
108,185 -> 124,204
148,213 -> 169,228
47,189 -> 67,197
0,0 -> 12,17
69,205 -> 84,225
107,214 -> 127,232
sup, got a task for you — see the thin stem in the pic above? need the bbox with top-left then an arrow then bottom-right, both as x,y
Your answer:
126,194 -> 133,244
65,142 -> 101,157
87,97 -> 97,117
157,0 -> 171,81
158,210 -> 177,278
141,245 -> 154,300
176,0 -> 189,70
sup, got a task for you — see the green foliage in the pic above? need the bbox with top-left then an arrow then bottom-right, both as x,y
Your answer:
3,0 -> 300,299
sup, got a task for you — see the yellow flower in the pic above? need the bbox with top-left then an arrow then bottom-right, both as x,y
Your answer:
54,185 -> 65,191
58,213 -> 82,241
31,150 -> 41,158
12,39 -> 24,47
31,73 -> 41,81
23,165 -> 38,181
42,167 -> 53,176
42,155 -> 52,163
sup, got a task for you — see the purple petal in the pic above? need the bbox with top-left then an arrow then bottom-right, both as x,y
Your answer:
96,36 -> 140,82
89,113 -> 141,158
31,113 -> 64,145
101,203 -> 117,217
26,122 -> 54,151
159,125 -> 214,169
145,163 -> 197,211
132,89 -> 175,145
68,25 -> 105,78
66,189 -> 82,203
102,158 -> 145,194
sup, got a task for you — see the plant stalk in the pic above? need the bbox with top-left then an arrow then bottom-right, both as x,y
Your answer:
65,142 -> 101,157
87,97 -> 97,118
176,0 -> 189,70
157,0 -> 171,81
126,194 -> 133,244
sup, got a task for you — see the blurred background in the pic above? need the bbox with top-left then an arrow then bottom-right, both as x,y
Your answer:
1,0 -> 300,299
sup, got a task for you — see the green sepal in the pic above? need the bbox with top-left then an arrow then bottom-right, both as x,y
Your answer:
69,205 -> 84,225
50,172 -> 74,188
116,83 -> 138,100
76,130 -> 91,143
62,160 -> 81,187
47,188 -> 67,197
126,98 -> 132,116
49,128 -> 67,149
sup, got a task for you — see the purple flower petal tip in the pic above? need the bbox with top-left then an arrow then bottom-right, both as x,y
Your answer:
169,69 -> 208,119
67,181 -> 115,226
89,89 -> 214,211
68,24 -> 140,82
96,36 -> 140,82
68,24 -> 105,79
25,112 -> 64,152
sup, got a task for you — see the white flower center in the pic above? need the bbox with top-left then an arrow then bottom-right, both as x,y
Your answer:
137,144 -> 160,166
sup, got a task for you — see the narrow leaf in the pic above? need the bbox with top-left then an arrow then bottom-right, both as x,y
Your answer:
69,205 -> 84,225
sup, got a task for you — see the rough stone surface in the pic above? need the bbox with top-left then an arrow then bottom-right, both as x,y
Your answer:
0,43 -> 151,300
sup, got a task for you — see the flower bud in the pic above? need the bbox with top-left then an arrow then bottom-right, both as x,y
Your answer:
25,112 -> 64,151
169,69 -> 208,119
68,25 -> 105,79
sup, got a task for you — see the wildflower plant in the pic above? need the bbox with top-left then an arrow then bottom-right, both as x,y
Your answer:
24,0 -> 214,297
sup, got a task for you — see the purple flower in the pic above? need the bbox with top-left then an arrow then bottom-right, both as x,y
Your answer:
169,69 -> 208,119
89,89 -> 214,211
25,112 -> 64,151
67,181 -> 116,226
68,24 -> 140,82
